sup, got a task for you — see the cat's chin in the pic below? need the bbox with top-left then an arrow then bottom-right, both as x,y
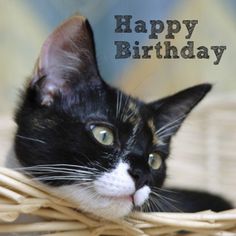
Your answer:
51,185 -> 134,219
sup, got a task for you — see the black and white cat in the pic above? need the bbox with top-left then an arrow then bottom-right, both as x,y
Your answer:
9,15 -> 231,219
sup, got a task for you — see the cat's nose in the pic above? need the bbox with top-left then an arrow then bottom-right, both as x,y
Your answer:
128,168 -> 148,190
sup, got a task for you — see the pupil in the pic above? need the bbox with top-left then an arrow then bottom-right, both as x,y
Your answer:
101,131 -> 107,141
149,154 -> 155,165
151,157 -> 155,165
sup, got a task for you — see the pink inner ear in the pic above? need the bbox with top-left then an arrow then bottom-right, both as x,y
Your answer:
31,15 -> 95,106
37,15 -> 87,79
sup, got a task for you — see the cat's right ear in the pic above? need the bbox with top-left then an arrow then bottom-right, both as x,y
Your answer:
30,15 -> 101,106
148,84 -> 212,141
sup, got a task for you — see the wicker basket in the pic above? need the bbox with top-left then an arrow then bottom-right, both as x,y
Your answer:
0,167 -> 235,236
166,95 -> 236,206
0,95 -> 235,236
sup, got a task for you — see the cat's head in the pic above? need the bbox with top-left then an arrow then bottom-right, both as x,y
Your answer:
14,15 -> 211,219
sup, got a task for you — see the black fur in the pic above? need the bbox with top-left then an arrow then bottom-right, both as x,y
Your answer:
160,188 -> 232,212
13,15 -> 232,213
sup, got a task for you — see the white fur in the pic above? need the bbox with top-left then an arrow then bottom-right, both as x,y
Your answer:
52,161 -> 151,219
133,185 -> 151,206
94,162 -> 135,197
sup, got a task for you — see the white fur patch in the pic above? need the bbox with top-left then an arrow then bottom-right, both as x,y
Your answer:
94,162 -> 135,197
52,161 -> 151,219
133,185 -> 151,206
54,184 -> 133,219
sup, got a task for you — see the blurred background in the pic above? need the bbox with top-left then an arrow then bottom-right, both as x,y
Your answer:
0,0 -> 235,205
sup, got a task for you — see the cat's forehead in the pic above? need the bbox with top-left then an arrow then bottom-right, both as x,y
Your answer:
70,84 -> 157,142
116,93 -> 142,124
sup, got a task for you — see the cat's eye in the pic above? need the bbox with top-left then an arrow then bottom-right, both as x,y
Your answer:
148,153 -> 162,170
90,125 -> 114,146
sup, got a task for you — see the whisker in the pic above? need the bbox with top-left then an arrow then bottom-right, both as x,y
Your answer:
150,190 -> 179,203
116,90 -> 123,121
32,176 -> 94,182
155,115 -> 186,135
158,132 -> 178,139
150,190 -> 182,212
16,135 -> 46,144
150,186 -> 177,194
158,124 -> 183,138
16,164 -> 99,172
20,167 -> 97,174
148,196 -> 162,212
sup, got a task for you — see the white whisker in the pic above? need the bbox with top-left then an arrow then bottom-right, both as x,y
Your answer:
155,115 -> 186,136
150,190 -> 182,212
158,123 -> 183,138
16,135 -> 46,144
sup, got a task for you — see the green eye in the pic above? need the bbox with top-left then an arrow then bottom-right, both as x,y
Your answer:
148,153 -> 162,170
90,125 -> 114,146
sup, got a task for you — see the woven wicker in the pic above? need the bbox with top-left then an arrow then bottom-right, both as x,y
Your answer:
0,167 -> 235,236
166,95 -> 236,206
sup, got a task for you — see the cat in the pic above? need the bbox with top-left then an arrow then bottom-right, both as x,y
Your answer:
9,15 -> 232,220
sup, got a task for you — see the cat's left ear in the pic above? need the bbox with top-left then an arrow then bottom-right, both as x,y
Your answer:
148,84 -> 212,140
31,15 -> 101,106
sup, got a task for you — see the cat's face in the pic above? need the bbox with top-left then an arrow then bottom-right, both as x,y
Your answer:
14,15 -> 211,219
